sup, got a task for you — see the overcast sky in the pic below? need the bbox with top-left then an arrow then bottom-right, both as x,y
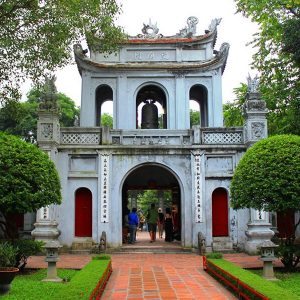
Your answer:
26,0 -> 259,106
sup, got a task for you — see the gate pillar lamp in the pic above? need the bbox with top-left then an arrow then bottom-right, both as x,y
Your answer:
43,240 -> 62,282
260,241 -> 278,280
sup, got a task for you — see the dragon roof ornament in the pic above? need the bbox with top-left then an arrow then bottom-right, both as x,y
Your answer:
207,18 -> 222,33
247,74 -> 260,93
176,16 -> 199,37
138,19 -> 163,39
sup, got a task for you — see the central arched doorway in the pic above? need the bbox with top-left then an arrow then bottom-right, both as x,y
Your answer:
122,164 -> 181,245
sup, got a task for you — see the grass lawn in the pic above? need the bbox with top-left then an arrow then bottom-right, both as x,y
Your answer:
250,269 -> 300,297
2,257 -> 111,300
207,258 -> 300,300
2,269 -> 78,300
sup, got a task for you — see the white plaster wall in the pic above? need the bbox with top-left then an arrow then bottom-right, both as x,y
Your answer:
55,152 -> 99,247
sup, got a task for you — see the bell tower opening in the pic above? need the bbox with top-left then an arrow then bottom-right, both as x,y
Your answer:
95,85 -> 113,127
122,164 -> 181,244
136,85 -> 167,129
189,85 -> 208,127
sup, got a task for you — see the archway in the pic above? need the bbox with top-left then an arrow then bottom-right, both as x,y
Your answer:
122,164 -> 181,244
189,85 -> 208,127
276,210 -> 295,238
136,85 -> 167,129
75,188 -> 92,237
212,188 -> 229,237
95,85 -> 113,127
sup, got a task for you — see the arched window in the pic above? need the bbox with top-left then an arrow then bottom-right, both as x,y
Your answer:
95,85 -> 113,127
189,85 -> 208,127
136,85 -> 167,129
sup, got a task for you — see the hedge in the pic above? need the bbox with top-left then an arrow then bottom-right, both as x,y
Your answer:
206,258 -> 299,300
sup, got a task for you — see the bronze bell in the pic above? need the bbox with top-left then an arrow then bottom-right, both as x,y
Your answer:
141,100 -> 158,129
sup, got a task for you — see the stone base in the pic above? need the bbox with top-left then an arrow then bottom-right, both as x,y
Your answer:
245,222 -> 274,255
31,221 -> 60,242
212,237 -> 233,252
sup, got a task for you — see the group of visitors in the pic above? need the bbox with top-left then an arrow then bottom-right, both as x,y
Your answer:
146,203 -> 178,243
123,203 -> 180,244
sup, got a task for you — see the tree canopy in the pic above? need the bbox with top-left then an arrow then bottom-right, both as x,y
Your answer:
233,0 -> 300,135
190,110 -> 200,127
223,84 -> 247,128
0,0 -> 124,104
0,132 -> 61,236
230,135 -> 300,213
101,113 -> 113,128
0,87 -> 80,141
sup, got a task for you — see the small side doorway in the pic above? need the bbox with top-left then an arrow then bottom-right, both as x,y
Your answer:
212,188 -> 229,237
277,210 -> 295,238
75,188 -> 92,237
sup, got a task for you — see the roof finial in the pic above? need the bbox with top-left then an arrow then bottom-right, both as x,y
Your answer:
176,16 -> 199,37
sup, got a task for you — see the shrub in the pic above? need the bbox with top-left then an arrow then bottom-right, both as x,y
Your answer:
0,242 -> 18,268
12,239 -> 44,270
205,252 -> 223,259
274,236 -> 300,272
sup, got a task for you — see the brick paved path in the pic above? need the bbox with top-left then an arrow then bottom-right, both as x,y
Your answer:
102,253 -> 235,300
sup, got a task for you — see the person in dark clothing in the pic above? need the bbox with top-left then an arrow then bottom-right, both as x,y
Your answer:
164,207 -> 173,242
157,208 -> 164,238
128,207 -> 139,244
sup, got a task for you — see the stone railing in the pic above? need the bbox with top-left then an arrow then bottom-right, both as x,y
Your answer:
59,127 -> 244,146
198,127 -> 244,145
60,127 -> 101,145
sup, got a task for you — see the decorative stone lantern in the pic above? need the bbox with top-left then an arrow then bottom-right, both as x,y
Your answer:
42,240 -> 62,282
259,240 -> 278,280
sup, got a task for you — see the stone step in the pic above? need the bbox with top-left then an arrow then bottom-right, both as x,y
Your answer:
110,247 -> 193,254
212,237 -> 233,252
71,240 -> 94,251
69,249 -> 91,255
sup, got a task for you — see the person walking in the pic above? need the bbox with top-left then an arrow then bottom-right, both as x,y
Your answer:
157,208 -> 164,238
164,207 -> 173,242
128,207 -> 139,244
147,203 -> 159,242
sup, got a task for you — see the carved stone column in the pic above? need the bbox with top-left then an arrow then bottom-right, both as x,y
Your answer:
243,76 -> 273,254
243,75 -> 268,147
31,77 -> 61,242
245,209 -> 274,254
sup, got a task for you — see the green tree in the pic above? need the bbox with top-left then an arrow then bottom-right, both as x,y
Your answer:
230,135 -> 300,270
190,110 -> 200,127
101,113 -> 113,128
0,0 -> 124,104
234,0 -> 300,135
0,87 -> 80,141
223,84 -> 247,127
0,132 -> 62,238
137,190 -> 172,215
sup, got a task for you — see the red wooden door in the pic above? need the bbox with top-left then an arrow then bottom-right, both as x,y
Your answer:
277,210 -> 294,238
212,188 -> 229,237
75,188 -> 92,237
7,213 -> 24,230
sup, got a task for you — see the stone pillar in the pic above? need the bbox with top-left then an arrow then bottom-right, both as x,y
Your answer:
245,209 -> 274,254
157,190 -> 164,211
243,75 -> 273,254
129,191 -> 138,209
243,75 -> 268,148
31,77 -> 61,242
